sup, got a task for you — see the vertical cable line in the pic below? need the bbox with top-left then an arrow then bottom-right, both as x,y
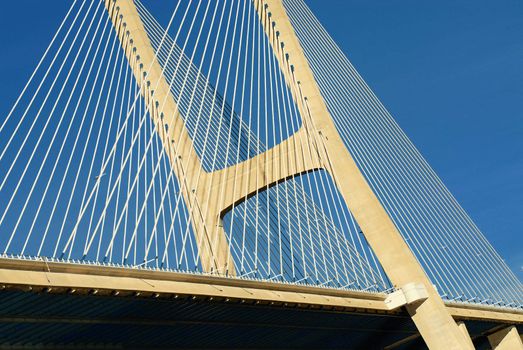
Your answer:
280,56 -> 313,282
106,33 -> 136,261
91,37 -> 129,259
81,10 -> 126,257
222,0 -> 252,274
121,55 -> 139,264
108,35 -> 141,263
175,0 -> 236,270
272,28 -> 297,281
72,16 -> 130,259
239,3 -> 257,274
200,0 -> 243,273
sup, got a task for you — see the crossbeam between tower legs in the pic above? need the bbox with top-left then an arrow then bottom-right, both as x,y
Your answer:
105,0 -> 324,275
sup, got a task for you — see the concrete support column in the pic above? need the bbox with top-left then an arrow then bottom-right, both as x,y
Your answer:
457,322 -> 476,349
488,326 -> 523,350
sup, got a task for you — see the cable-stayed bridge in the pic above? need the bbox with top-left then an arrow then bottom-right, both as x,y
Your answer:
0,0 -> 521,348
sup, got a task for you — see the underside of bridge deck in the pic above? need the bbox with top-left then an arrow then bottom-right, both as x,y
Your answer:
0,288 -> 519,350
0,258 -> 521,349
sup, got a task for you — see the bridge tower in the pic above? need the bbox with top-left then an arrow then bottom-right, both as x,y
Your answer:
103,0 -> 478,348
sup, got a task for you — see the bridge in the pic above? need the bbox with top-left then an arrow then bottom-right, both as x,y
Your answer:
0,0 -> 521,349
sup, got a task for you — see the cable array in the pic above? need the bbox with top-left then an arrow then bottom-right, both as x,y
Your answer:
135,0 -> 386,289
0,0 -> 199,270
0,0 -> 519,308
282,0 -> 523,308
0,0 -> 387,292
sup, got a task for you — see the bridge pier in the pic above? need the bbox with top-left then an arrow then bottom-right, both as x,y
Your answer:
488,326 -> 523,350
457,321 -> 476,349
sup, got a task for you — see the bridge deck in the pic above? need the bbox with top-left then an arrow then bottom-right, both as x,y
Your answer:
0,258 -> 521,349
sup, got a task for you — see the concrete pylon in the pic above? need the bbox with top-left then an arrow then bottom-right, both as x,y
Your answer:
488,326 -> 523,350
106,1 -> 476,348
458,322 -> 476,349
105,0 -> 324,275
253,0 -> 475,349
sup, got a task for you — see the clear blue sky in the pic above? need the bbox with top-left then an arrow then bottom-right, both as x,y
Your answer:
0,0 -> 521,278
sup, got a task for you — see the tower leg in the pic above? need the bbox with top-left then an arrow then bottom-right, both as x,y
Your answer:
488,326 -> 523,350
255,1 -> 474,348
105,0 -> 234,274
457,321 -> 476,349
